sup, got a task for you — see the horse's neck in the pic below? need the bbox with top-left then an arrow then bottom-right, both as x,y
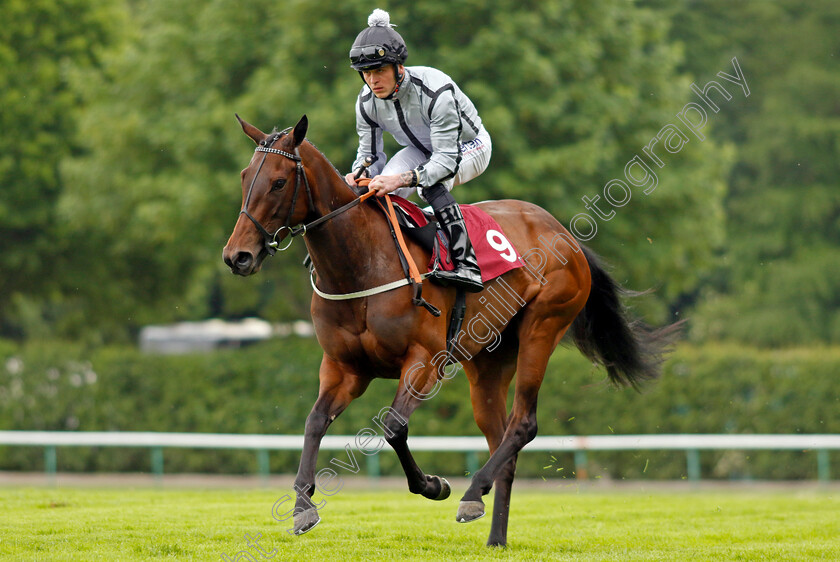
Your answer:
302,148 -> 401,292
300,144 -> 359,217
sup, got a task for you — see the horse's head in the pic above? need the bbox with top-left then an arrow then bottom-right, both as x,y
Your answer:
223,115 -> 311,276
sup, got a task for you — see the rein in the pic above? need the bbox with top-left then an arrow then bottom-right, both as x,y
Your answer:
241,141 -> 439,315
293,184 -> 377,234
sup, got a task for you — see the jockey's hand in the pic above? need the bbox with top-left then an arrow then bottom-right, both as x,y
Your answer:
344,172 -> 358,186
369,173 -> 408,196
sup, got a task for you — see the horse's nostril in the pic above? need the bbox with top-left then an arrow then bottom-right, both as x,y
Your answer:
223,249 -> 254,273
235,252 -> 253,269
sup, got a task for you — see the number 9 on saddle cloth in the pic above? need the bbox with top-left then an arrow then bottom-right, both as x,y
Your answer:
386,195 -> 523,282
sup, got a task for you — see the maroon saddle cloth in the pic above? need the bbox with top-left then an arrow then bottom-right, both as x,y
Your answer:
385,195 -> 523,282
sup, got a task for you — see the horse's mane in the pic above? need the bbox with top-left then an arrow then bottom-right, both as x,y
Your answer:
271,127 -> 349,186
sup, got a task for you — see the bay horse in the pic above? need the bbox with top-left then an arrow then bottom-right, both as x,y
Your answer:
223,115 -> 680,547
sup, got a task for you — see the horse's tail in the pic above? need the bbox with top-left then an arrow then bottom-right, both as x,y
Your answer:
570,245 -> 683,389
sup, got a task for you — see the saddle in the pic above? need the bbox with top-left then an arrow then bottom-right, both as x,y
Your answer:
383,195 -> 523,283
386,201 -> 443,267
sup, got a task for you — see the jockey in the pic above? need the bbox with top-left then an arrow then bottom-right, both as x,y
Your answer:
343,9 -> 492,293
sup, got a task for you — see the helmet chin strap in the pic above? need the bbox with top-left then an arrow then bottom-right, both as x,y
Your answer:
384,65 -> 404,99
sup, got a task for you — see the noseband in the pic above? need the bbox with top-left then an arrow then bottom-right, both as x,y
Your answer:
239,132 -> 315,255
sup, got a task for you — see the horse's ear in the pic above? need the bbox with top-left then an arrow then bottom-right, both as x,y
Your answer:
292,115 -> 308,147
235,113 -> 266,145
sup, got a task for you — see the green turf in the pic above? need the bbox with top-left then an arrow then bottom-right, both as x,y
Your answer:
0,485 -> 837,560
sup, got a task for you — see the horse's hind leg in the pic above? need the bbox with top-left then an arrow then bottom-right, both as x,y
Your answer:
463,343 -> 518,547
458,281 -> 586,525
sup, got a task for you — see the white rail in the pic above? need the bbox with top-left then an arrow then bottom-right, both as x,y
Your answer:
3,431 -> 838,450
1,432 -> 836,481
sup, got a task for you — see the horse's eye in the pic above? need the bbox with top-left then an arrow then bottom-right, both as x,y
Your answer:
271,178 -> 287,192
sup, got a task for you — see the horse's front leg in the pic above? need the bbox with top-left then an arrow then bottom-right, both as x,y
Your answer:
292,355 -> 370,535
381,345 -> 451,501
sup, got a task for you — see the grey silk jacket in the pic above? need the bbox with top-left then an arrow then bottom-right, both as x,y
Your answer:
351,66 -> 485,187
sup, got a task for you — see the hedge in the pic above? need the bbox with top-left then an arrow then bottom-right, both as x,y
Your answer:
1,338 -> 838,480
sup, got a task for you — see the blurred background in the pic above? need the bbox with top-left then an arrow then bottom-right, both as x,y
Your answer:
1,0 -> 838,481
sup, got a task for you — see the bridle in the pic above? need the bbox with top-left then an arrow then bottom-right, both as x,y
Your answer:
239,132 -> 377,255
236,131 -> 439,316
239,131 -> 315,255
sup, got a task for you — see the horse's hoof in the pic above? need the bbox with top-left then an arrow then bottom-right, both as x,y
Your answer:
292,507 -> 321,535
420,475 -> 451,501
433,476 -> 451,500
456,500 -> 485,523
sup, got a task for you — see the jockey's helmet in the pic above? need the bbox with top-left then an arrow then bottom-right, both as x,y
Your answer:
349,9 -> 407,71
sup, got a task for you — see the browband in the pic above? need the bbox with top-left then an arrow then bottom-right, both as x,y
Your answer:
255,146 -> 300,161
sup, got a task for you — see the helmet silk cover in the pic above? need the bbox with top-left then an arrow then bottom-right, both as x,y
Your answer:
349,9 -> 408,71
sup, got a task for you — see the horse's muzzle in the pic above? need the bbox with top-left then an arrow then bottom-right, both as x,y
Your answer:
223,248 -> 259,276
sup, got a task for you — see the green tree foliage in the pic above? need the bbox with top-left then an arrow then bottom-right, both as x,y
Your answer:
50,0 -> 730,340
0,0 -> 121,337
57,0 -> 372,341
650,0 -> 840,346
403,0 -> 730,317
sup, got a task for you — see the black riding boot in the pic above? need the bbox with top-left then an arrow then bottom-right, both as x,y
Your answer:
425,185 -> 484,293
